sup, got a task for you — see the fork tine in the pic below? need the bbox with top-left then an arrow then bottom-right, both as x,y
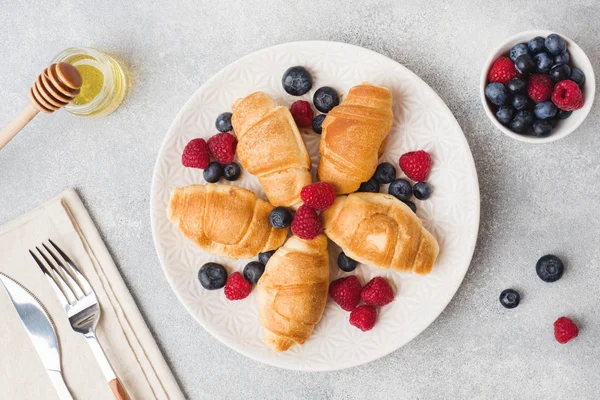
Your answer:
36,245 -> 84,301
30,249 -> 71,308
48,239 -> 93,295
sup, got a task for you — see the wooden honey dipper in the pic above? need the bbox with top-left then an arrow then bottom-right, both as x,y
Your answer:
0,62 -> 82,150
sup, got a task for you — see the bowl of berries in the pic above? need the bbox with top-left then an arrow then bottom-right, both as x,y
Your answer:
481,30 -> 595,143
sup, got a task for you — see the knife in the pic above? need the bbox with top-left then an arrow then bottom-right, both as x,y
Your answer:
0,273 -> 73,400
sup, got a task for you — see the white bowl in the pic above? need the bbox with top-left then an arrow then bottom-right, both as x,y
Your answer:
480,30 -> 595,143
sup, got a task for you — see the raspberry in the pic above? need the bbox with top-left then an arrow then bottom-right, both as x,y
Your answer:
329,276 -> 362,311
290,100 -> 314,128
224,272 -> 252,301
300,182 -> 336,211
349,305 -> 377,331
207,132 -> 237,164
291,205 -> 322,240
488,57 -> 518,84
182,138 -> 210,169
399,150 -> 432,182
527,74 -> 554,103
554,316 -> 579,344
360,277 -> 394,306
551,80 -> 584,111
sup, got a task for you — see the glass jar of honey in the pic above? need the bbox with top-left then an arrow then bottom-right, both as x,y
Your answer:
51,47 -> 127,117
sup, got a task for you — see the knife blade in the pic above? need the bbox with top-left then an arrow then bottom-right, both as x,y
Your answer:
0,273 -> 73,400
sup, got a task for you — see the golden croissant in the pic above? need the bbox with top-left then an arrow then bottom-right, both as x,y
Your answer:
318,82 -> 393,194
322,193 -> 439,275
167,184 -> 288,259
257,234 -> 329,352
231,92 -> 312,208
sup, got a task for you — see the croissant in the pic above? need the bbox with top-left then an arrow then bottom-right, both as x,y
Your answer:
322,193 -> 439,275
167,184 -> 288,259
318,82 -> 393,194
257,234 -> 329,352
231,92 -> 312,208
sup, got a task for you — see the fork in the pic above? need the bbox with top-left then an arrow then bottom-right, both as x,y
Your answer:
30,240 -> 130,400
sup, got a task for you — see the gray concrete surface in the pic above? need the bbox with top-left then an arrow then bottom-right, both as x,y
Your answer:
1,0 -> 599,398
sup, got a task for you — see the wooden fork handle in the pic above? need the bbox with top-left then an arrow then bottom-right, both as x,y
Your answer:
109,378 -> 130,400
0,102 -> 39,150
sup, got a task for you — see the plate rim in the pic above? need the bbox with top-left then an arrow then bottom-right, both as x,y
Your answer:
150,40 -> 481,371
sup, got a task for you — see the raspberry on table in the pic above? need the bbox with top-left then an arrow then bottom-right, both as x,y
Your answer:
182,138 -> 210,169
290,205 -> 322,240
300,182 -> 336,211
554,316 -> 579,344
360,277 -> 394,306
349,305 -> 377,332
224,272 -> 252,301
208,132 -> 237,164
527,74 -> 554,103
488,57 -> 518,84
551,80 -> 584,111
290,100 -> 314,127
329,276 -> 362,311
399,150 -> 432,182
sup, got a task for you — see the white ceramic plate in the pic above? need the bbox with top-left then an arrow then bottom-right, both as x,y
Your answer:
150,41 -> 480,371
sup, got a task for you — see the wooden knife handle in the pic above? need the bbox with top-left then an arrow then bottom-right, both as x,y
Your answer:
109,378 -> 130,400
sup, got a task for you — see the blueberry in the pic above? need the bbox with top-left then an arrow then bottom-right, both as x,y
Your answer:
512,93 -> 529,111
534,101 -> 558,120
557,109 -> 572,120
499,289 -> 520,309
528,36 -> 546,53
509,43 -> 529,62
374,162 -> 396,184
549,118 -> 559,128
357,179 -> 379,193
570,67 -> 586,86
388,179 -> 412,201
337,252 -> 358,272
496,106 -> 514,125
215,112 -> 233,132
545,34 -> 567,55
282,66 -> 313,96
549,64 -> 571,82
223,162 -> 241,181
313,86 -> 340,113
536,254 -> 564,282
312,114 -> 326,134
203,162 -> 223,183
243,261 -> 265,284
258,250 -> 275,265
403,200 -> 417,213
507,77 -> 527,93
535,52 -> 553,73
554,51 -> 570,66
269,206 -> 292,228
198,263 -> 227,290
515,54 -> 536,75
531,119 -> 553,137
510,110 -> 533,134
485,83 -> 510,106
413,182 -> 432,200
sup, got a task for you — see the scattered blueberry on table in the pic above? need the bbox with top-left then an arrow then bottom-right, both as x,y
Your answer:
258,250 -> 275,266
269,206 -> 293,229
243,261 -> 265,284
499,289 -> 520,309
536,254 -> 565,282
373,162 -> 396,184
357,178 -> 380,193
312,114 -> 326,134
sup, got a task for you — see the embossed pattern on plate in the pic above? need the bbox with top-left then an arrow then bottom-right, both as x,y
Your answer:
150,41 -> 480,371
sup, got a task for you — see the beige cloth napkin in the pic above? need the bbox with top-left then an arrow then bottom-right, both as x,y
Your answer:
0,189 -> 184,400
